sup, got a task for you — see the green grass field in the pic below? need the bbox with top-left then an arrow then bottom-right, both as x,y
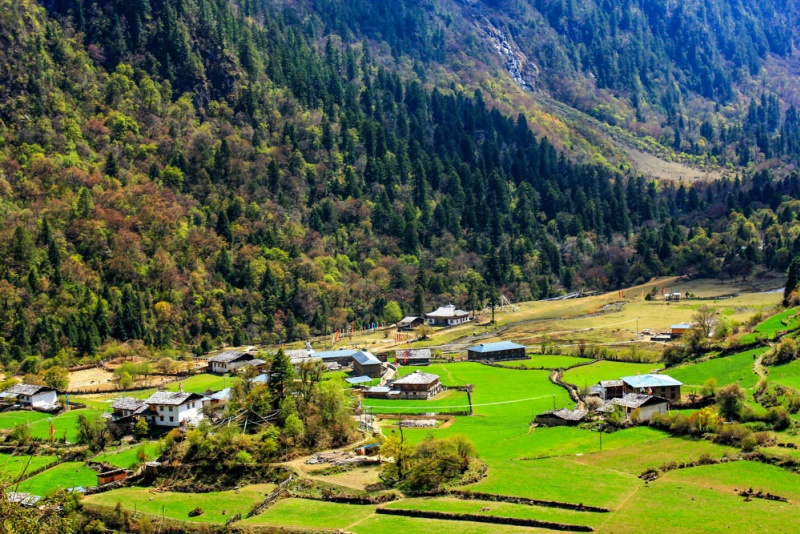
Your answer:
0,453 -> 59,481
766,359 -> 800,391
17,462 -> 97,496
239,498 -> 374,529
0,409 -> 101,443
363,390 -> 470,414
561,360 -> 661,390
164,373 -> 232,394
601,461 -> 800,532
85,484 -> 275,524
382,497 -> 604,527
351,514 -> 538,534
668,348 -> 765,388
738,307 -> 800,343
495,355 -> 593,369
92,442 -> 161,469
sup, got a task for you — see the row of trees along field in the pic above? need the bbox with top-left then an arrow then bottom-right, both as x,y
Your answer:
1,0 -> 800,369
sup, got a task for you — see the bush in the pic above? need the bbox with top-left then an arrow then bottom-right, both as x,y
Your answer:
714,424 -> 754,448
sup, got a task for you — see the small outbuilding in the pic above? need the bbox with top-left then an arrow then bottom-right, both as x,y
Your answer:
426,305 -> 470,327
621,374 -> 683,402
607,394 -> 669,422
111,397 -> 149,421
97,468 -> 129,486
596,380 -> 624,401
395,348 -> 431,366
207,351 -> 255,373
388,370 -> 442,400
352,351 -> 383,378
397,316 -> 425,331
670,323 -> 693,336
467,341 -> 526,362
534,408 -> 588,426
3,384 -> 58,408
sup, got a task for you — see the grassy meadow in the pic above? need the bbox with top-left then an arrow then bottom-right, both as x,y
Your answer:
0,453 -> 59,481
92,442 -> 161,469
0,409 -> 101,443
16,462 -> 98,496
668,348 -> 765,389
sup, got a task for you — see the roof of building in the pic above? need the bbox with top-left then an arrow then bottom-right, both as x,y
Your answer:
209,388 -> 231,401
609,393 -> 668,409
145,391 -> 203,406
392,370 -> 440,385
7,492 -> 41,506
599,380 -> 624,388
244,358 -> 266,367
537,408 -> 588,422
250,373 -> 269,384
344,375 -> 374,385
621,374 -> 683,388
467,341 -> 526,353
208,351 -> 251,363
671,322 -> 694,329
353,351 -> 381,366
112,397 -> 148,411
5,384 -> 56,396
366,386 -> 391,393
284,349 -> 312,359
426,304 -> 469,318
309,349 -> 359,360
395,348 -> 432,360
398,316 -> 422,324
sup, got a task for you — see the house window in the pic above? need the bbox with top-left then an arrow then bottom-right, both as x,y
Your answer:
169,416 -> 174,422
159,406 -> 163,412
160,416 -> 164,422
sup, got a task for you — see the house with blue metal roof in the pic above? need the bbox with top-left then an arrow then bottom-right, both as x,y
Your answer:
621,374 -> 683,402
467,341 -> 526,361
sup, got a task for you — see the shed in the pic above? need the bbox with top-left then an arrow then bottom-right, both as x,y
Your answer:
97,468 -> 128,486
467,341 -> 526,361
352,351 -> 383,378
621,374 -> 683,402
597,380 -> 624,401
395,348 -> 432,366
363,386 -> 390,398
670,322 -> 694,336
534,408 -> 588,426
397,316 -> 425,331
111,397 -> 149,420
344,375 -> 374,386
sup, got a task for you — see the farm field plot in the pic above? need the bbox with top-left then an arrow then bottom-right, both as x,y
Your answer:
351,514 -> 543,534
239,498 -> 374,529
738,307 -> 800,343
163,373 -> 232,393
0,453 -> 58,480
668,348 -> 765,388
382,497 -> 604,527
562,360 -> 660,390
92,441 -> 161,469
85,484 -> 275,524
570,436 -> 735,475
496,355 -> 592,369
0,409 -> 100,443
17,462 -> 97,496
601,461 -> 800,532
767,359 -> 800,391
363,389 -> 470,414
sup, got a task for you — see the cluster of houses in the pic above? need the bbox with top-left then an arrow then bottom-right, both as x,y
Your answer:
536,373 -> 684,426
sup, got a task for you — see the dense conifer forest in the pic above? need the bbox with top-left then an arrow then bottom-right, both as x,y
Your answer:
2,0 -> 800,368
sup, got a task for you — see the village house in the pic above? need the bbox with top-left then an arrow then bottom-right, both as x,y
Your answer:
425,304 -> 471,327
467,341 -> 526,361
596,380 -> 624,400
395,348 -> 432,366
306,349 -> 360,367
670,322 -> 693,336
608,394 -> 669,422
111,397 -> 149,421
144,391 -> 205,427
388,370 -> 442,400
621,374 -> 683,402
207,351 -> 255,373
352,351 -> 383,378
3,384 -> 58,408
534,408 -> 588,426
397,316 -> 425,331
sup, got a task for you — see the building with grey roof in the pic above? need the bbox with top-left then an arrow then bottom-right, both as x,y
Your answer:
144,391 -> 205,427
621,374 -> 683,402
388,370 -> 442,399
467,341 -> 526,361
3,384 -> 58,408
207,351 -> 254,373
607,393 -> 669,422
352,351 -> 383,378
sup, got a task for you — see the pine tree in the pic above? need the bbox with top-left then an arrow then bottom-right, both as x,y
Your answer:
784,256 -> 800,306
268,349 -> 294,405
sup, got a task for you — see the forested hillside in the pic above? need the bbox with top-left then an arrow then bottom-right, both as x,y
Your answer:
1,0 -> 800,368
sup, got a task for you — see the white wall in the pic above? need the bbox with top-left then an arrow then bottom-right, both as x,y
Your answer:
152,399 -> 204,427
635,403 -> 668,422
20,391 -> 57,407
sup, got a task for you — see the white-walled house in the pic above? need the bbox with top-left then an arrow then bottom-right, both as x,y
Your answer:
207,351 -> 255,373
425,304 -> 470,327
144,391 -> 205,427
4,384 -> 58,408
